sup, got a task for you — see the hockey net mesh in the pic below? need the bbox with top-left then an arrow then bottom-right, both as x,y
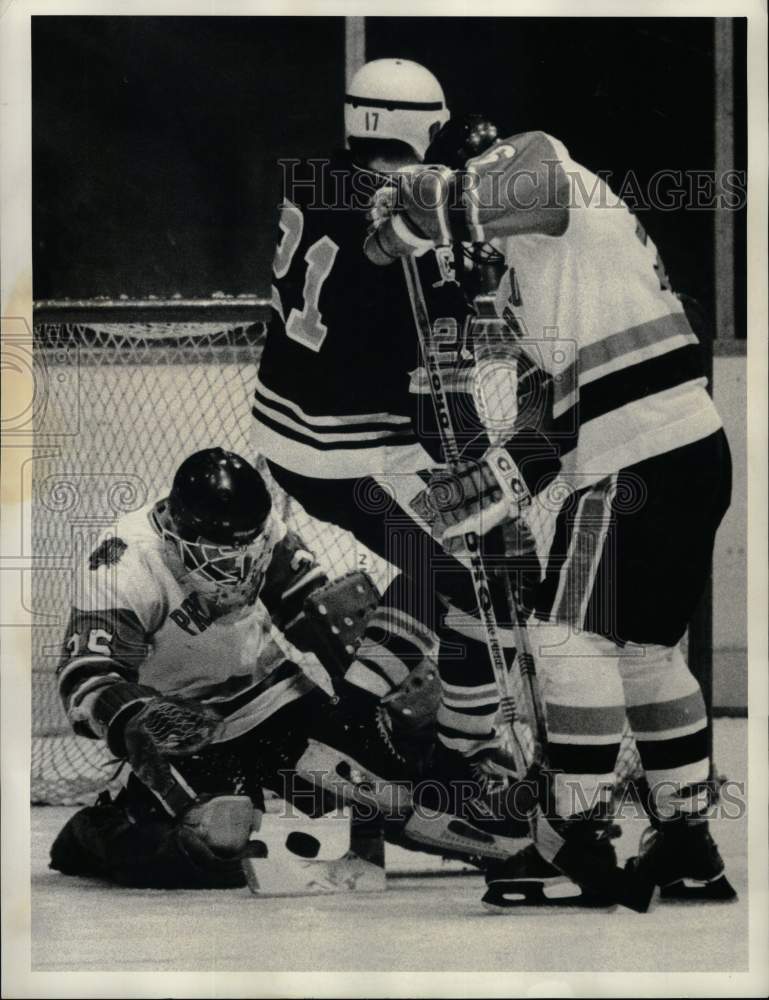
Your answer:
32,312 -> 641,805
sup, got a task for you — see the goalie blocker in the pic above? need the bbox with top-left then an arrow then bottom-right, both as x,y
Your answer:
285,570 -> 381,685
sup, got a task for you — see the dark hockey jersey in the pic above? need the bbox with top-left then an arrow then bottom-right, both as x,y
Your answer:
253,152 -> 473,478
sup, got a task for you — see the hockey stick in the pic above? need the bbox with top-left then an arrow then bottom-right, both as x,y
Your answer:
499,564 -> 547,765
400,254 -> 531,772
401,254 -> 654,912
243,802 -> 386,898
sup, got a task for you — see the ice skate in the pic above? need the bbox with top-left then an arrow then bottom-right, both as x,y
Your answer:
628,820 -> 737,902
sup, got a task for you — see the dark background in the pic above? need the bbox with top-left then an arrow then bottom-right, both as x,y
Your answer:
32,16 -> 746,335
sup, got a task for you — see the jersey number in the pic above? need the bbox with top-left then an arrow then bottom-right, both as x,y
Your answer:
66,628 -> 113,657
273,201 -> 339,352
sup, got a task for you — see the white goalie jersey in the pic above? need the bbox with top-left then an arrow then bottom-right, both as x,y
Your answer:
57,505 -> 324,746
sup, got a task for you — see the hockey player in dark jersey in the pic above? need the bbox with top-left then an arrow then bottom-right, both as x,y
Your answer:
255,59 -> 526,781
365,114 -> 736,905
252,59 -> 629,906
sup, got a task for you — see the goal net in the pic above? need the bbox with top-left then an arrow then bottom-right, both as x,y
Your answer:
31,301 -> 641,806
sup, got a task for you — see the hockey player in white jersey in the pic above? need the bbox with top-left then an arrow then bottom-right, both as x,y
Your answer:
49,448 -> 444,889
366,115 -> 736,905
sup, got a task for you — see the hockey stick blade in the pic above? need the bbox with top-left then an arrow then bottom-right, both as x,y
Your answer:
403,810 -> 528,862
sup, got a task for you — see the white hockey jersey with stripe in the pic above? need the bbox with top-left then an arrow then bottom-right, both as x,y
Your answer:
469,132 -> 722,483
388,131 -> 723,484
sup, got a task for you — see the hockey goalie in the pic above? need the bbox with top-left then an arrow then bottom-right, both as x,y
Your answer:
49,447 -> 448,890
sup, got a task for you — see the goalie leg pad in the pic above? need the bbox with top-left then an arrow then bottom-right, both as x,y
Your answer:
50,795 -> 255,889
243,847 -> 386,898
243,803 -> 386,898
293,738 -> 414,816
293,740 -> 530,864
402,810 -> 527,862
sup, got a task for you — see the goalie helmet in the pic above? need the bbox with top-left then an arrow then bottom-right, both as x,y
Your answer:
345,58 -> 449,161
157,449 -> 276,614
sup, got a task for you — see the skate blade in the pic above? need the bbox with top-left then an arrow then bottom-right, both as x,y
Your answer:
243,849 -> 386,898
482,878 -> 617,914
660,875 -> 738,903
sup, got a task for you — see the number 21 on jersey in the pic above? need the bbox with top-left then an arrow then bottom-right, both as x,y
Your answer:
272,200 -> 339,352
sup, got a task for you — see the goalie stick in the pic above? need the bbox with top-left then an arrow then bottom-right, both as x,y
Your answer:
293,738 -> 528,861
400,254 -> 654,913
243,802 -> 387,898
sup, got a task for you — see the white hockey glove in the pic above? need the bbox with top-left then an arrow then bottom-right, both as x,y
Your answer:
367,182 -> 398,228
410,447 -> 531,555
364,166 -> 453,265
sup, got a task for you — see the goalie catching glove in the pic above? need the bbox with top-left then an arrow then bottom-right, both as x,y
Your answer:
113,694 -> 225,816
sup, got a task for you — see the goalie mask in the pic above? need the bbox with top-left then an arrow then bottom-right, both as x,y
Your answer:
156,449 -> 276,615
345,58 -> 449,161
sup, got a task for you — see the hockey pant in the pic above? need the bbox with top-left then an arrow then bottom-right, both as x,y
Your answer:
530,429 -> 732,818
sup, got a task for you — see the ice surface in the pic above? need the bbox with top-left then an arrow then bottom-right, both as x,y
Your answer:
30,719 -> 748,972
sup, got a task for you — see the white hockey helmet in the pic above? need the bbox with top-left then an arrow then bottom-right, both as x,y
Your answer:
345,58 -> 450,161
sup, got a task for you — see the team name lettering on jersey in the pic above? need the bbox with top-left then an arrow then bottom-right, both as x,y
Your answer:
169,592 -> 213,636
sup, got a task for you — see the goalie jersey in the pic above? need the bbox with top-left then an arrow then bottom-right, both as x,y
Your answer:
404,131 -> 723,484
57,506 -> 327,747
254,151 -> 472,479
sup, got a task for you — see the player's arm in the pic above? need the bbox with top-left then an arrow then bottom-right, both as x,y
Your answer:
56,539 -> 163,754
259,525 -> 329,643
260,526 -> 381,686
57,606 -> 153,743
365,131 -> 570,264
58,537 -> 232,825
